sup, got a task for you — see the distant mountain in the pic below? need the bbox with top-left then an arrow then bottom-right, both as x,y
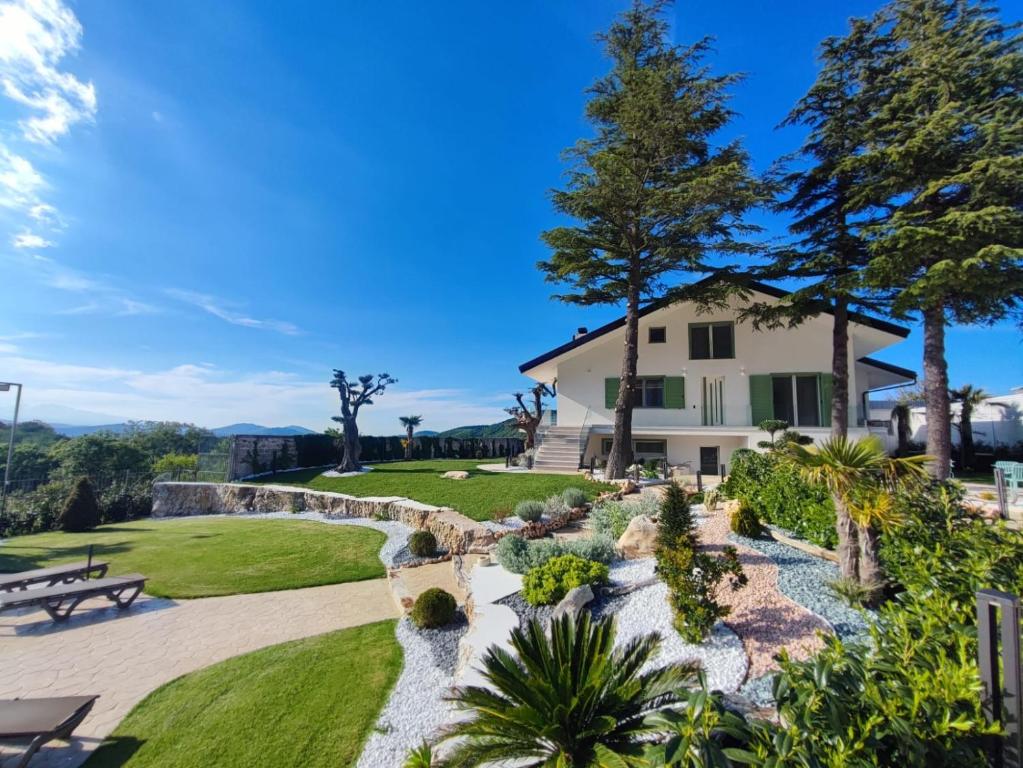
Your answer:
211,423 -> 317,437
415,430 -> 440,437
437,418 -> 522,439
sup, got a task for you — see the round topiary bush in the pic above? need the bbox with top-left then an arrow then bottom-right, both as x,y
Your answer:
730,503 -> 762,538
521,554 -> 609,606
515,499 -> 545,522
561,487 -> 588,509
59,476 -> 101,532
408,530 -> 437,557
411,587 -> 456,629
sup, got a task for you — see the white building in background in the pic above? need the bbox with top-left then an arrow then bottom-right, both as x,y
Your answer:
519,281 -> 916,474
909,389 -> 1023,450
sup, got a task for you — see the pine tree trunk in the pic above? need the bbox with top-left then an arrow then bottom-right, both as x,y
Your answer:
923,304 -> 951,480
856,523 -> 883,602
831,297 -> 850,438
606,280 -> 640,480
835,495 -> 859,582
338,418 -> 362,472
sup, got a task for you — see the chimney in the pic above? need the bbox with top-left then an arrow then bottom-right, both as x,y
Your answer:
573,326 -> 588,340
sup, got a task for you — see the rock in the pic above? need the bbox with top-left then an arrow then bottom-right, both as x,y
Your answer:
616,514 -> 659,559
442,470 -> 470,480
720,499 -> 741,516
552,584 -> 594,620
613,478 -> 639,494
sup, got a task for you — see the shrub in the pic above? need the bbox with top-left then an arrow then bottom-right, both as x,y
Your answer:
730,503 -> 762,538
543,494 -> 569,520
152,453 -> 198,476
657,483 -> 695,548
58,476 -> 101,532
410,587 -> 456,629
521,554 -> 608,606
590,495 -> 658,540
494,535 -> 532,572
408,530 -> 437,557
495,533 -> 616,574
702,488 -> 721,511
515,499 -> 545,522
722,449 -> 837,548
561,487 -> 588,509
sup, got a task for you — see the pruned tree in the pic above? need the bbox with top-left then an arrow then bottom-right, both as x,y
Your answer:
329,370 -> 396,473
949,385 -> 990,471
539,0 -> 763,478
399,415 -> 423,460
505,383 -> 553,450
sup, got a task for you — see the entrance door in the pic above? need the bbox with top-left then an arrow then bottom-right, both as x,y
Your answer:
700,446 -> 720,476
702,376 -> 725,426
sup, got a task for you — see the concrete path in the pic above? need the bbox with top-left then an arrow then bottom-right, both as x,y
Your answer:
0,579 -> 398,768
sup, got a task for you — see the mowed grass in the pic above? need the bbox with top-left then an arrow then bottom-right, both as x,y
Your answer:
260,459 -> 615,521
86,620 -> 402,768
0,518 -> 386,598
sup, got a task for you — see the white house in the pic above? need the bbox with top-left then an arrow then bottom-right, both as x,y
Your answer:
519,281 -> 916,474
909,389 -> 1023,451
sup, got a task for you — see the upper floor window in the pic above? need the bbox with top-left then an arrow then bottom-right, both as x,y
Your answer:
648,326 -> 666,344
689,322 -> 734,360
631,377 -> 664,408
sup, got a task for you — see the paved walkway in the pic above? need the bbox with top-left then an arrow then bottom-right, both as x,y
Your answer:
0,579 -> 398,768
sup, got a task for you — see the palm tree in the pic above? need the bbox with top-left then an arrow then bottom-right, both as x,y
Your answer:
787,436 -> 929,598
399,415 -> 423,461
437,612 -> 697,767
949,385 -> 989,471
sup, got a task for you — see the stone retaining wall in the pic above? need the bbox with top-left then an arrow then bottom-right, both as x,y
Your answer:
152,482 -> 496,554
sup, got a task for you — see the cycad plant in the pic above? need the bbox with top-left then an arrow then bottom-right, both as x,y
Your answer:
437,612 -> 697,767
787,436 -> 929,597
399,415 -> 423,460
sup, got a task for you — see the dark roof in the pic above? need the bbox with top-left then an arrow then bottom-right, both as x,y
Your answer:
519,280 -> 911,373
857,356 -> 917,382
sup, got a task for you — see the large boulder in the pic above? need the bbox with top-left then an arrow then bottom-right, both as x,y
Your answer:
442,470 -> 470,480
616,515 -> 659,559
552,584 -> 594,620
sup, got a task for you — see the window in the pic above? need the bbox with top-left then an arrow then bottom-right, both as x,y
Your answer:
689,322 -> 734,359
771,374 -> 820,427
601,439 -> 666,455
648,326 -> 666,344
630,377 -> 664,408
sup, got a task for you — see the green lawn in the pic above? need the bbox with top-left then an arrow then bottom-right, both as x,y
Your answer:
955,471 -> 996,486
86,620 -> 402,768
0,518 -> 386,598
259,459 -> 614,521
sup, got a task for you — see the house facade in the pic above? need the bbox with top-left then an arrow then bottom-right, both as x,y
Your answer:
519,282 -> 915,474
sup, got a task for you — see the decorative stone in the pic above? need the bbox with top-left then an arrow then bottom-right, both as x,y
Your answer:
442,471 -> 470,480
612,478 -> 639,494
552,584 -> 594,620
616,514 -> 659,559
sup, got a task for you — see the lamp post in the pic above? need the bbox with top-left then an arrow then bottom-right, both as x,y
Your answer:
0,382 -> 23,518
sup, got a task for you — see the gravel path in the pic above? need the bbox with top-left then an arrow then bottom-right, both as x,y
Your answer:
356,618 -> 460,768
699,508 -> 830,681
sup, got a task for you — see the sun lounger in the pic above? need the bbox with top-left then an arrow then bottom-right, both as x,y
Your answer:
0,561 -> 109,593
0,575 -> 146,622
0,695 -> 97,768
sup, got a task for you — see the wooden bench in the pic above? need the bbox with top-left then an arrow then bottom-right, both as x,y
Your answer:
0,562 -> 109,593
0,575 -> 147,622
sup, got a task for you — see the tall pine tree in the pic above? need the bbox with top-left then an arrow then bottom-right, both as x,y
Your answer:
854,0 -> 1023,479
539,0 -> 762,479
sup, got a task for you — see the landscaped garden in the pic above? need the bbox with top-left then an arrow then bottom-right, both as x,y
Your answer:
0,517 -> 387,598
256,459 -> 615,522
85,620 -> 402,768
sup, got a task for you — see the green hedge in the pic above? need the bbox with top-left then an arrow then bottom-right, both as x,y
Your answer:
721,448 -> 837,549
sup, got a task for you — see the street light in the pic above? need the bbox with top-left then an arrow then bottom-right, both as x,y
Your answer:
0,381 -> 23,518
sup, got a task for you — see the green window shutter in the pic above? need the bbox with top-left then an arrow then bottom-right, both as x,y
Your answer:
818,373 -> 833,428
665,376 -> 685,409
604,377 -> 620,409
749,375 -> 773,425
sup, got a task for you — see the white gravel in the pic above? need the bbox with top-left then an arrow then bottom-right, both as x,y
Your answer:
357,619 -> 458,768
321,466 -> 375,478
597,557 -> 748,692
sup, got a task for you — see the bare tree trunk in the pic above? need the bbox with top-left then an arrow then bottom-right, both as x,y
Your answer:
835,496 -> 859,582
923,303 -> 951,480
523,425 -> 536,451
831,297 -> 850,438
960,404 -> 974,469
606,279 -> 640,480
338,418 -> 361,472
856,523 -> 883,603
405,426 -> 413,460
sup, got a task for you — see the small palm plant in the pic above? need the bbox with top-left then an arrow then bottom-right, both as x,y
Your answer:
787,436 -> 929,599
436,612 -> 697,767
399,415 -> 423,460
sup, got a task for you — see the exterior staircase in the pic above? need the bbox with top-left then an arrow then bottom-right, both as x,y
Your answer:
533,426 -> 587,473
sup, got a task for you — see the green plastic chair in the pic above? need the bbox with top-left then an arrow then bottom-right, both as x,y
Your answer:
994,461 -> 1018,488
1009,464 -> 1023,503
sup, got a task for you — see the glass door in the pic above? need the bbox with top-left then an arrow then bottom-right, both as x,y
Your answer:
700,446 -> 720,476
702,376 -> 725,425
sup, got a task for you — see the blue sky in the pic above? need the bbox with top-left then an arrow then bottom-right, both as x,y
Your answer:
0,0 -> 1019,433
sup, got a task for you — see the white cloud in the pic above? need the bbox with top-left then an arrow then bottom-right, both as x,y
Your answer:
166,289 -> 302,336
11,230 -> 52,248
0,146 -> 44,209
0,0 -> 97,144
0,353 -> 509,432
